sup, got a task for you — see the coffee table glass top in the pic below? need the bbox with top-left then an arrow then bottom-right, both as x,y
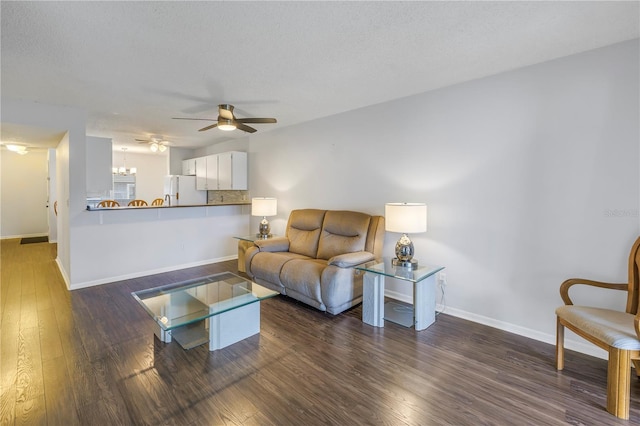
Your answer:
355,257 -> 444,283
131,272 -> 278,331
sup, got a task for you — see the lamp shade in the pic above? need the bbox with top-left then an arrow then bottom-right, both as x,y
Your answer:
252,197 -> 277,217
385,203 -> 427,233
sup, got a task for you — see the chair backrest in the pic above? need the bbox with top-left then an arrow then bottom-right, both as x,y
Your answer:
151,198 -> 164,206
625,236 -> 640,314
128,199 -> 148,207
97,200 -> 120,208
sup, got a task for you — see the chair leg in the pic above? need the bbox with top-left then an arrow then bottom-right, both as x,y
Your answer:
556,317 -> 564,370
607,347 -> 631,420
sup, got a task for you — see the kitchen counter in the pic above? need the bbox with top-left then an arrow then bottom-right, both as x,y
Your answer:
86,201 -> 251,211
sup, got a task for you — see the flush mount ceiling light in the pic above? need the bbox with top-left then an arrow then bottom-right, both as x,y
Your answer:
5,143 -> 29,155
216,119 -> 237,131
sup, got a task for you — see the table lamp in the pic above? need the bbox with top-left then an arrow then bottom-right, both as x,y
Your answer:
252,197 -> 277,238
385,202 -> 427,269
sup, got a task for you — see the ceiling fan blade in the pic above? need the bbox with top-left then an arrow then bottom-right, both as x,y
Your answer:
135,139 -> 148,143
198,123 -> 219,132
236,123 -> 257,133
236,118 -> 277,124
173,117 -> 217,121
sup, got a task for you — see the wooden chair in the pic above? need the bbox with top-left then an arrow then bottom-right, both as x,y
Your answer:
151,198 -> 164,206
556,236 -> 640,419
97,200 -> 120,208
128,199 -> 148,207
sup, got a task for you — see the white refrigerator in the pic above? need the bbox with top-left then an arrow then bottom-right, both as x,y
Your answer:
164,175 -> 207,206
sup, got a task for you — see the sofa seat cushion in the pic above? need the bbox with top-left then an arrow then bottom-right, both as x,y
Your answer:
251,251 -> 311,289
280,258 -> 327,307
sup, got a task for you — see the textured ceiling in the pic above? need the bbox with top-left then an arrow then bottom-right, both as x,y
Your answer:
1,1 -> 638,153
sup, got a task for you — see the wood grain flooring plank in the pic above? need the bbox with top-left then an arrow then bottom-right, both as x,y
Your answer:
41,356 -> 82,426
14,326 -> 46,425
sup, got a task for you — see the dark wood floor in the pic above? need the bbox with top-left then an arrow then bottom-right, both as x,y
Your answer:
1,239 -> 638,425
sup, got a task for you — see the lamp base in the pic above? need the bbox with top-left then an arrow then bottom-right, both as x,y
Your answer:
392,257 -> 419,269
256,217 -> 271,239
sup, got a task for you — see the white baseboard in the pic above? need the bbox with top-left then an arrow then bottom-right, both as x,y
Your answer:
68,255 -> 238,290
438,305 -> 607,360
1,233 -> 48,240
384,289 -> 607,361
55,257 -> 71,290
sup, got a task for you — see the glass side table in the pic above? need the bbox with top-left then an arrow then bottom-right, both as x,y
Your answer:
355,258 -> 444,331
233,234 -> 279,273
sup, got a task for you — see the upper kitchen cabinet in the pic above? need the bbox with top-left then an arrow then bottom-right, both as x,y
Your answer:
195,154 -> 218,190
218,151 -> 247,190
182,158 -> 196,176
194,151 -> 247,191
86,136 -> 112,198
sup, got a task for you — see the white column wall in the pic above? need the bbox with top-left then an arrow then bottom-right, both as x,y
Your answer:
246,40 -> 640,357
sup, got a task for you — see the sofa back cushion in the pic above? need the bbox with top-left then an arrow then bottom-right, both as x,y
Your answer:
286,209 -> 326,258
317,211 -> 371,260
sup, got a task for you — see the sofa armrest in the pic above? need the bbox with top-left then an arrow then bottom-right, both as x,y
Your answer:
328,251 -> 375,268
255,236 -> 290,252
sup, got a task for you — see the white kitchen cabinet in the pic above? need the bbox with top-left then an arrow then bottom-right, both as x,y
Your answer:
195,155 -> 218,190
218,151 -> 247,190
194,151 -> 247,190
182,158 -> 196,176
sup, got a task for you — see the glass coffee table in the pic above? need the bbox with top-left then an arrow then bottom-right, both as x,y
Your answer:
132,272 -> 278,351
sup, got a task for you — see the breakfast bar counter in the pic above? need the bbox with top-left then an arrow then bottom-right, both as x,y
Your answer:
86,201 -> 251,211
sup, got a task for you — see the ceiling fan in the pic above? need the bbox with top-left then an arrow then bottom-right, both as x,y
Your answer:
136,136 -> 169,152
173,104 -> 277,134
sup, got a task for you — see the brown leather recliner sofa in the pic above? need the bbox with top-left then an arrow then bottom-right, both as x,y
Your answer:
245,209 -> 385,314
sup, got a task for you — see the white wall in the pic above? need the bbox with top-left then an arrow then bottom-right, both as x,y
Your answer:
112,150 -> 167,203
70,205 -> 249,288
168,146 -> 197,175
246,40 -> 640,357
0,149 -> 49,238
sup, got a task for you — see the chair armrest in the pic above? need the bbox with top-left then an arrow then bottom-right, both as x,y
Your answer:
328,251 -> 375,268
255,237 -> 290,252
559,278 -> 628,305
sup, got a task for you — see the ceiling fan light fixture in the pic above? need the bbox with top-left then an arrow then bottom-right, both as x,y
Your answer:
150,142 -> 159,152
158,144 -> 167,152
217,119 -> 236,131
